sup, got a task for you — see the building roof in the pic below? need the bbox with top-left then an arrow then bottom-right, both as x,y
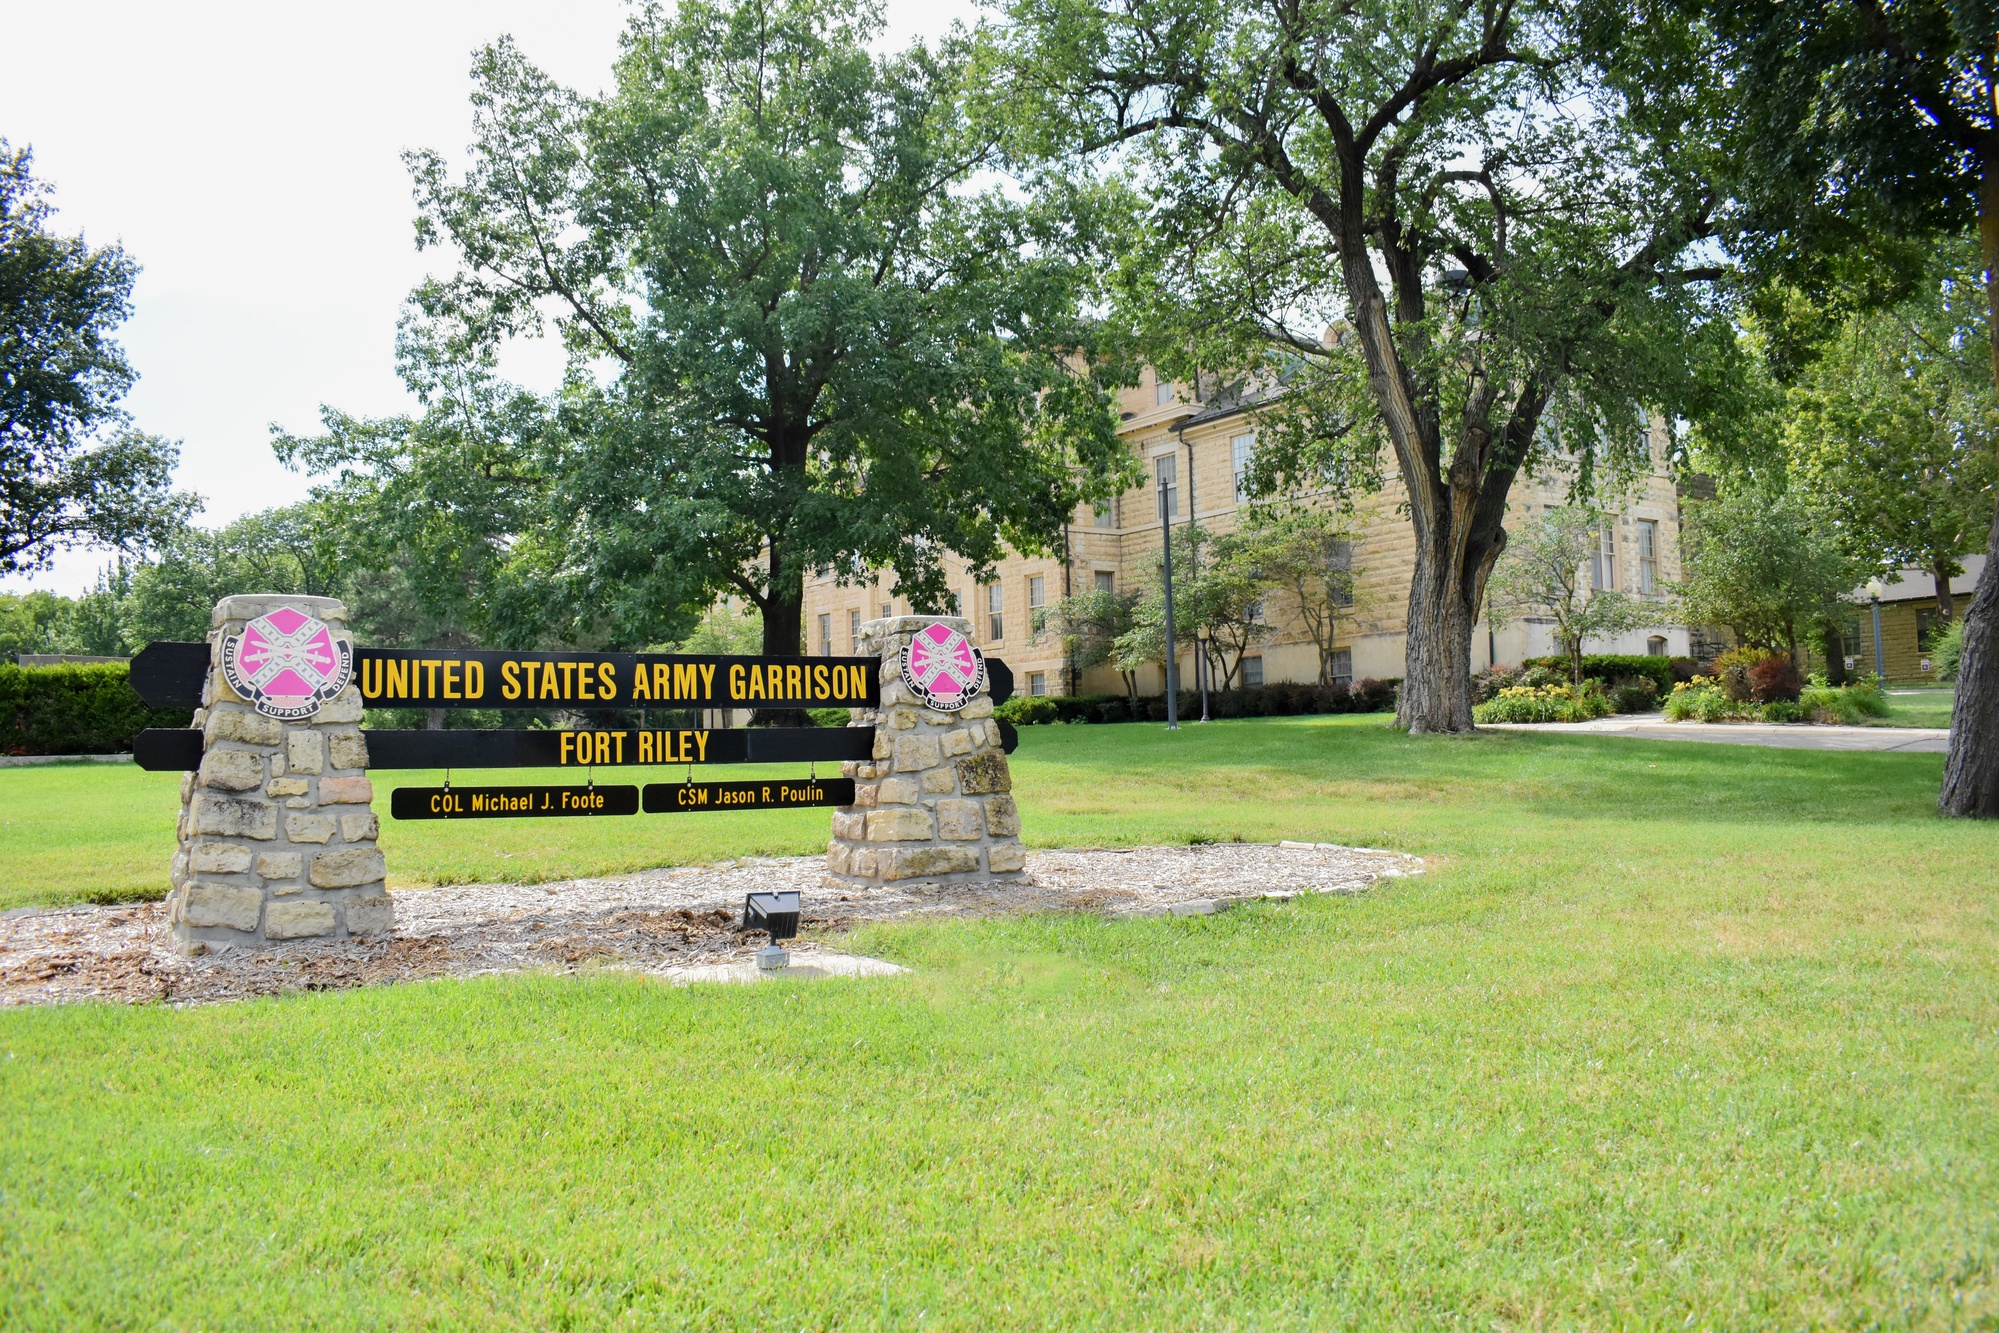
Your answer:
1856,555 -> 1987,605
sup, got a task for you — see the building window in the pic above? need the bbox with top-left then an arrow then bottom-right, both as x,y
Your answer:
1154,453 -> 1178,518
848,609 -> 861,652
1242,656 -> 1265,688
817,613 -> 832,656
1028,671 -> 1047,696
1328,649 -> 1352,684
1637,519 -> 1658,594
1027,575 -> 1045,610
1093,499 -> 1116,529
1154,373 -> 1174,407
1646,635 -> 1668,656
1232,432 -> 1256,501
1917,608 -> 1945,649
1331,538 -> 1355,607
951,591 -> 963,617
1094,570 -> 1115,594
880,602 -> 892,619
1591,522 -> 1616,591
986,584 -> 1003,642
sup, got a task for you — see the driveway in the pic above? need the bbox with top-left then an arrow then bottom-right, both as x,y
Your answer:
1480,712 -> 1949,753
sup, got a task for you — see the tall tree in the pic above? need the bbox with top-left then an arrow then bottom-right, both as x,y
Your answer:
334,0 -> 1137,661
0,142 -> 195,573
987,0 -> 1739,732
1678,486 -> 1872,667
1658,0 -> 1999,814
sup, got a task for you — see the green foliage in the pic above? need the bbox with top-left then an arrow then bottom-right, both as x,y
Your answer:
1800,675 -> 1891,725
0,663 -> 189,755
1662,676 -> 1754,723
1759,700 -> 1804,724
0,142 -> 197,575
663,601 -> 768,656
1242,507 -> 1358,685
1040,589 -> 1139,696
291,0 -> 1140,655
1472,683 -> 1614,725
1113,524 -> 1283,690
1678,486 -> 1872,657
1522,654 -> 1678,696
1491,506 -> 1663,683
995,695 -> 1060,725
1932,617 -> 1966,684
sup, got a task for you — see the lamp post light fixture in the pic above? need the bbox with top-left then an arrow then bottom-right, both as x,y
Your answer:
744,891 -> 802,969
1865,577 -> 1888,680
1158,471 -> 1180,731
1195,623 -> 1211,721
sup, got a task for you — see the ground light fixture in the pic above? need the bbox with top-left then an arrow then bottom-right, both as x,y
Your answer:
744,891 -> 801,969
1195,623 -> 1212,721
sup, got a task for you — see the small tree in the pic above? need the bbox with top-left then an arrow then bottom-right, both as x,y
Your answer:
1489,506 -> 1654,686
1111,525 -> 1280,693
1247,508 -> 1359,685
1677,488 -> 1872,666
1044,588 -> 1140,698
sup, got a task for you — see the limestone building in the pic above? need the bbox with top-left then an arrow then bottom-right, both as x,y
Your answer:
801,369 -> 1699,695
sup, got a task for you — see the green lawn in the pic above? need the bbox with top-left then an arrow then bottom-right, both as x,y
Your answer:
1882,686 -> 1958,729
1,718 -> 1995,1327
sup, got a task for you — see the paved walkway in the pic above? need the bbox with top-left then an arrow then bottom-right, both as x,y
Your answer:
1482,713 -> 1949,752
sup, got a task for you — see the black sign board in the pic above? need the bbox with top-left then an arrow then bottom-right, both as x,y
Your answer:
391,784 -> 640,820
642,778 -> 854,813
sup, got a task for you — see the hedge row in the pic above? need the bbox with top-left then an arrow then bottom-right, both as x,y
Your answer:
0,664 -> 193,756
1519,654 -> 1696,694
996,679 -> 1399,725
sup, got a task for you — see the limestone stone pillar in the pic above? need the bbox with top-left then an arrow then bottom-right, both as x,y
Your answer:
167,594 -> 392,953
825,615 -> 1026,888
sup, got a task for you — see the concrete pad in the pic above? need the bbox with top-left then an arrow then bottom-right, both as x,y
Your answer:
1482,713 -> 1948,753
660,950 -> 907,987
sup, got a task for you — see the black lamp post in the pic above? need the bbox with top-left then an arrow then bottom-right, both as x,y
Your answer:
1196,623 -> 1211,721
1159,471 -> 1180,731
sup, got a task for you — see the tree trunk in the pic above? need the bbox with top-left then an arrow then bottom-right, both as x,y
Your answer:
750,535 -> 810,727
1398,536 -> 1482,732
1931,557 -> 1957,621
1939,146 -> 1999,816
1821,624 -> 1848,686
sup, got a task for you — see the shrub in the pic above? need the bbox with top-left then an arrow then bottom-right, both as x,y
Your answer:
1745,654 -> 1802,703
1760,699 -> 1804,723
995,695 -> 1060,725
1524,653 -> 1675,695
1799,674 -> 1891,725
1931,617 -> 1965,683
1472,665 -> 1527,703
1472,683 -> 1613,724
1663,675 -> 1755,723
1311,681 -> 1352,713
1351,678 -> 1398,712
807,707 -> 852,727
1603,676 -> 1659,714
0,664 -> 192,755
1669,657 -> 1700,684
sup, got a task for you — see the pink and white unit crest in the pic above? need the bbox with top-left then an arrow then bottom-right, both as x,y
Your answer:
900,623 -> 987,712
220,606 -> 354,720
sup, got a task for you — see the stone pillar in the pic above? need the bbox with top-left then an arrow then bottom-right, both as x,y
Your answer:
167,594 -> 392,953
825,616 -> 1026,888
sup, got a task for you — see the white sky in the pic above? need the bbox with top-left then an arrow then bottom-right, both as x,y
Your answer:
2,0 -> 979,595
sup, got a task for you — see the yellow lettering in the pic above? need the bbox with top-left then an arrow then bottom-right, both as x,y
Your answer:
812,663 -> 829,699
443,661 -> 461,699
728,664 -> 745,699
831,664 -> 848,700
694,731 -> 708,761
559,732 -> 575,765
849,664 -> 868,700
360,659 -> 380,699
558,662 -> 577,698
540,663 -> 560,700
745,666 -> 763,700
612,732 -> 624,763
502,660 -> 520,700
577,662 -> 595,701
783,664 -> 799,699
430,792 -> 443,812
466,660 -> 484,700
422,659 -> 441,697
766,664 -> 783,698
698,663 -> 715,699
674,663 -> 697,699
656,663 -> 675,699
632,663 -> 651,700
638,732 -> 653,764
598,663 -> 616,698
386,658 -> 407,698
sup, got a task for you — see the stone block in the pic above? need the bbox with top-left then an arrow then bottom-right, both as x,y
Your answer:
872,730 -> 894,760
986,842 -> 1027,873
183,882 -> 263,931
841,759 -> 863,778
961,696 -> 995,720
192,793 -> 278,840
326,730 -> 368,771
268,753 -> 285,775
344,894 -> 395,936
955,753 -> 1011,795
865,807 -> 936,842
983,794 -> 1021,837
197,749 -> 263,792
287,813 -> 337,844
852,848 -> 880,878
205,707 -> 283,747
286,797 -> 310,808
286,730 -> 324,775
826,841 -> 852,876
830,810 -> 866,839
314,687 -> 366,724
310,846 -> 387,889
876,777 -> 919,806
265,900 -> 337,939
984,719 -> 1003,748
265,778 -> 309,798
892,734 -> 941,772
851,783 -> 879,808
919,767 -> 957,794
857,762 -> 888,780
318,776 -> 374,804
188,841 -> 254,874
934,799 -> 983,840
256,852 -> 304,880
881,845 -> 979,881
340,812 -> 379,842
941,728 -> 974,757
214,593 -> 347,626
890,708 -> 918,731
